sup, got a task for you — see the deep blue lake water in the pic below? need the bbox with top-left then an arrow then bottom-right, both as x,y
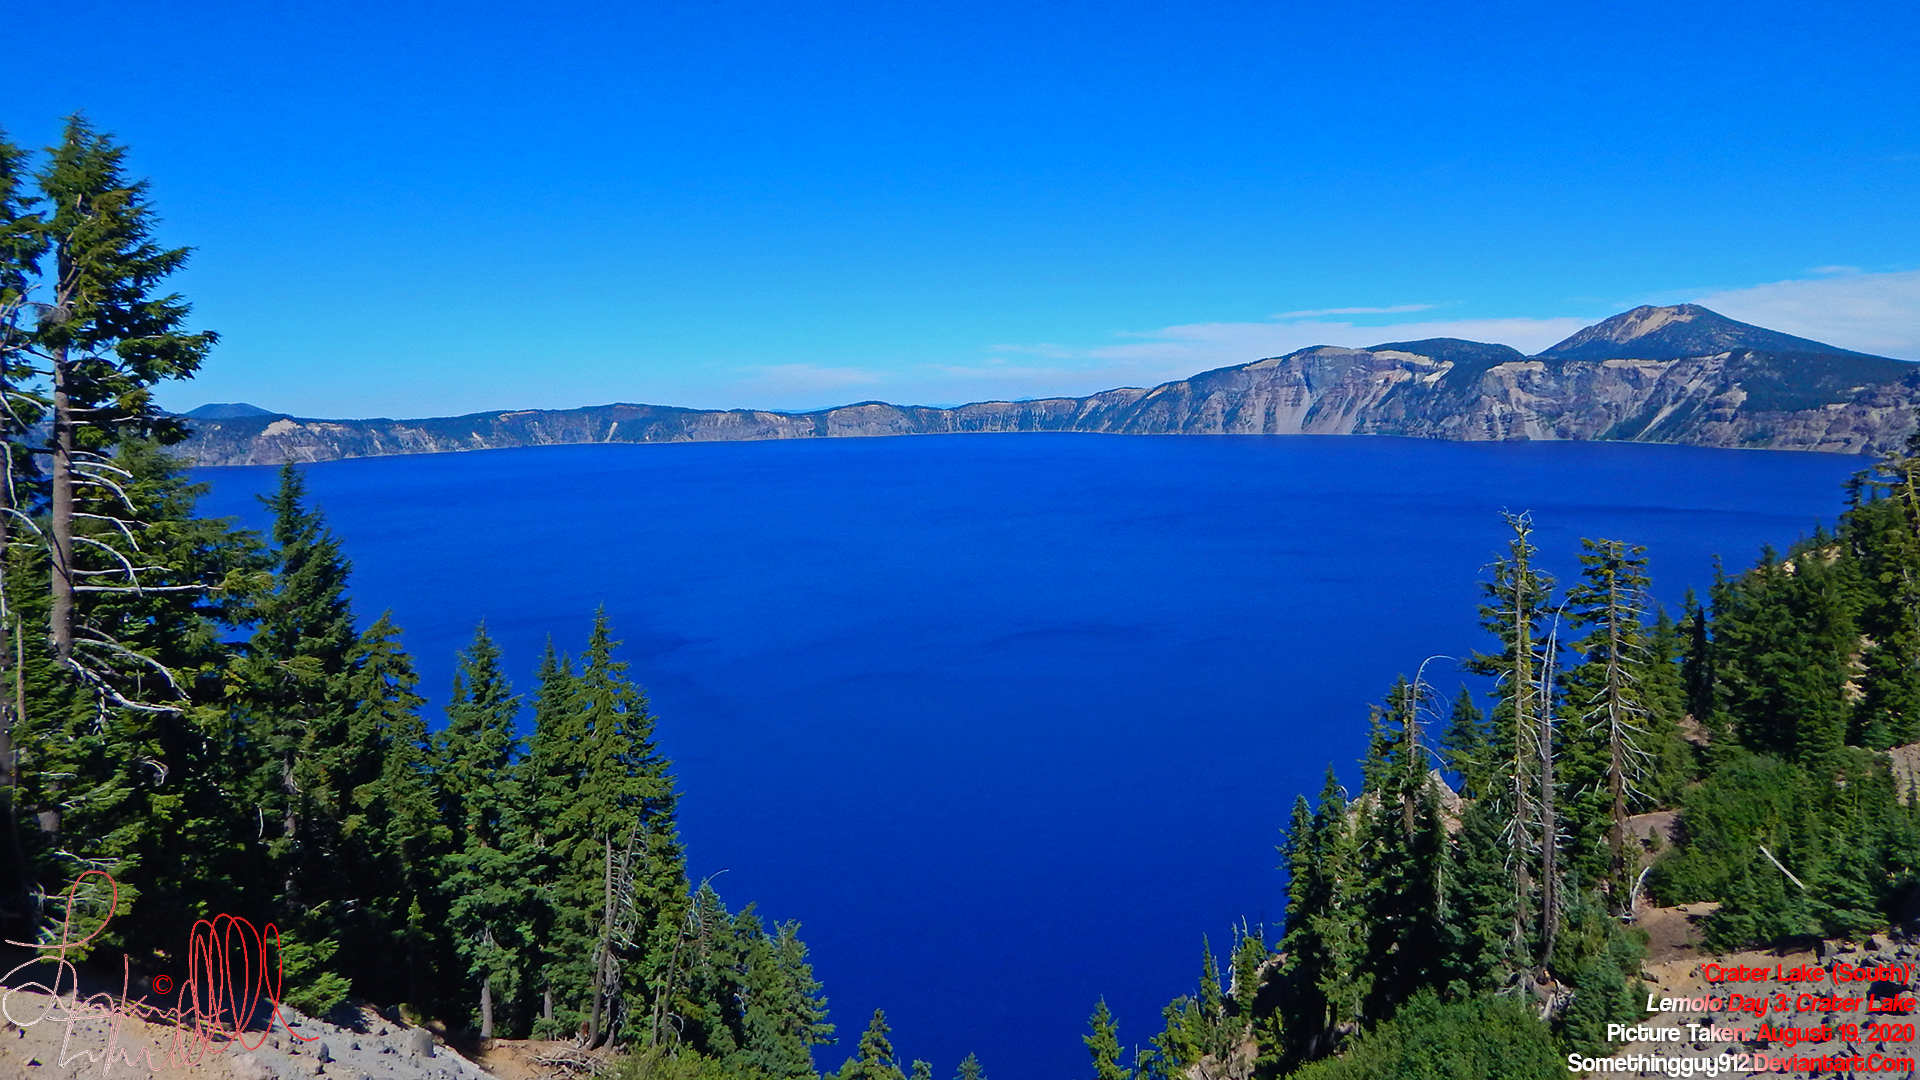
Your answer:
195,434 -> 1865,1079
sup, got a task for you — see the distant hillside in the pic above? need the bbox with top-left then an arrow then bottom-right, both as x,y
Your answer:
182,401 -> 283,419
179,305 -> 1920,466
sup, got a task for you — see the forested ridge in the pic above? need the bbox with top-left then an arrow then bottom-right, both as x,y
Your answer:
8,114 -> 1920,1080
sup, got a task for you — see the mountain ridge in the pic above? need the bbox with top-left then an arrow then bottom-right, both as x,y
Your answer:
180,305 -> 1920,466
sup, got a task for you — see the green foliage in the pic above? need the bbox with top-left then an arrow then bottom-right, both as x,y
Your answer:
526,610 -> 688,1042
609,1045 -> 780,1080
34,114 -> 214,441
1559,538 -> 1659,907
1286,991 -> 1562,1080
1086,1000 -> 1130,1080
435,623 -> 542,1032
1438,688 -> 1492,800
1651,752 -> 1805,904
1554,907 -> 1647,1056
836,1009 -> 906,1080
1442,799 -> 1517,997
276,925 -> 353,1015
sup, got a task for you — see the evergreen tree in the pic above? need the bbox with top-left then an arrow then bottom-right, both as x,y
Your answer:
333,612 -> 447,1005
1287,991 -> 1563,1080
1680,585 -> 1723,748
524,637 -> 573,1034
668,882 -> 748,1056
1227,924 -> 1267,1016
1466,511 -> 1558,966
0,123 -> 46,823
7,440 -> 264,954
837,1009 -> 906,1080
1278,767 -> 1367,1063
1712,543 -> 1855,763
1356,679 -> 1450,1017
31,115 -> 213,669
435,623 -> 539,1035
230,462 -> 362,1007
1085,1000 -> 1130,1080
1639,607 -> 1696,803
526,611 -> 686,1046
1439,687 -> 1493,799
1843,453 -> 1920,747
1562,538 -> 1654,910
241,462 -> 359,861
954,1052 -> 985,1080
1442,798 -> 1519,995
731,910 -> 834,1079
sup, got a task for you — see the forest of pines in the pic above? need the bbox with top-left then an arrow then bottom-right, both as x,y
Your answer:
8,115 -> 1920,1080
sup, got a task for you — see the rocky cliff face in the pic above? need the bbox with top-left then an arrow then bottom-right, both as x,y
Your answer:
179,305 -> 1920,466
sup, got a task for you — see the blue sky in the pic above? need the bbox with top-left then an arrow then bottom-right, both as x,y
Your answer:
4,0 -> 1918,417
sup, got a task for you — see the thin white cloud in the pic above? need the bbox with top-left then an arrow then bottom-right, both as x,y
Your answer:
1692,268 -> 1920,358
1272,303 -> 1439,319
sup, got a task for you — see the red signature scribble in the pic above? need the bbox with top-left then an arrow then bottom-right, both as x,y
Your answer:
1,870 -> 317,1075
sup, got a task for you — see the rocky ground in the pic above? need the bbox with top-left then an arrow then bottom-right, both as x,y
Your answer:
1592,905 -> 1920,1078
0,980 -> 604,1080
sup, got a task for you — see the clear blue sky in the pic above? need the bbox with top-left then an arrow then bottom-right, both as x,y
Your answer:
5,0 -> 1918,417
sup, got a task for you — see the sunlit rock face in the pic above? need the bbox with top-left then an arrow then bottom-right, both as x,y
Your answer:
178,305 -> 1920,466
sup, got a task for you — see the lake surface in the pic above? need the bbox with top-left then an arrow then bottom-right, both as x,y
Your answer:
196,433 -> 1865,1079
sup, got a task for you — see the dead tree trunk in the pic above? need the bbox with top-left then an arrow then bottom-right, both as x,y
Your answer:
1606,610 -> 1629,906
1538,682 -> 1559,965
1509,535 -> 1535,960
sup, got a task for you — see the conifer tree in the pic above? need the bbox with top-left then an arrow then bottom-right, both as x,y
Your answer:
227,463 -> 364,1009
1278,768 -> 1367,1061
435,623 -> 539,1035
331,612 -> 447,1002
731,911 -> 833,1078
838,1009 -> 906,1080
0,124 -> 45,810
664,882 -> 748,1055
1712,544 -> 1855,763
31,115 -> 214,669
1444,798 -> 1519,995
954,1051 -> 986,1080
8,440 -> 264,953
1844,450 -> 1920,747
1440,687 -> 1492,799
1467,512 -> 1557,967
1227,925 -> 1268,1016
1639,608 -> 1696,801
526,611 -> 686,1045
1563,538 -> 1654,910
242,463 -> 359,856
1086,1000 -> 1131,1080
523,637 -> 573,1033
